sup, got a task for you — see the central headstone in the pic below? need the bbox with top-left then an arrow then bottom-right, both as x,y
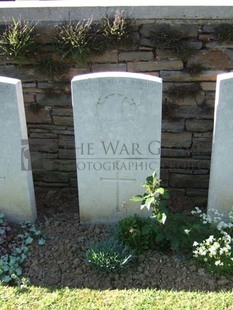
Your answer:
0,77 -> 36,223
208,72 -> 233,219
72,72 -> 162,223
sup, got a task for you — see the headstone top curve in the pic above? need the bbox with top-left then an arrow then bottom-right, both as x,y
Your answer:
217,72 -> 233,82
0,76 -> 21,85
71,72 -> 162,84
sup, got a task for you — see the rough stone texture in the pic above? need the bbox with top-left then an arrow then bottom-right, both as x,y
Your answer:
53,116 -> 74,126
90,50 -> 118,63
29,138 -> 59,153
119,51 -> 154,62
92,63 -> 127,72
162,120 -> 185,132
186,120 -> 213,132
128,60 -> 183,72
162,132 -> 192,148
187,49 -> 233,69
170,174 -> 209,188
161,70 -> 225,82
25,108 -> 52,124
192,137 -> 212,156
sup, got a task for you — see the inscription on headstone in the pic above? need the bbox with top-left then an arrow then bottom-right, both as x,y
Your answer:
0,76 -> 36,223
208,72 -> 233,219
72,72 -> 162,223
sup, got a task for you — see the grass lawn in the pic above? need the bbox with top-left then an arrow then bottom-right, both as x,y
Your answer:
0,285 -> 233,310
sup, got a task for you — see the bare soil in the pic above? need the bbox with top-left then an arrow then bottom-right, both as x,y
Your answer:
23,191 -> 233,291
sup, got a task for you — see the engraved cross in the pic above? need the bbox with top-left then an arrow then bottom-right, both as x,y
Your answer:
100,172 -> 135,212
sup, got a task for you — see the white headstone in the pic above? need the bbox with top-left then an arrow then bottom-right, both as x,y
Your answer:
72,72 -> 162,223
0,77 -> 36,223
208,72 -> 233,218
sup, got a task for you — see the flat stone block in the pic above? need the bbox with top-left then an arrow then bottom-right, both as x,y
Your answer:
90,50 -> 118,63
200,82 -> 216,91
0,76 -> 36,223
128,60 -> 183,72
29,138 -> 58,153
119,51 -> 154,62
59,135 -> 75,149
52,108 -> 73,116
162,120 -> 185,132
170,173 -> 209,188
187,49 -> 233,70
91,63 -> 126,72
192,137 -> 213,156
53,116 -> 74,126
162,132 -> 192,148
59,149 -> 76,159
161,70 -> 225,82
186,119 -> 213,132
25,107 -> 52,124
172,106 -> 214,119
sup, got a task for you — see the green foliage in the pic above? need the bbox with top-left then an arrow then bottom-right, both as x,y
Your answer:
131,171 -> 169,224
102,10 -> 134,47
85,236 -> 134,272
0,213 -> 46,285
118,215 -> 159,254
215,23 -> 233,42
55,19 -> 97,63
0,18 -> 38,61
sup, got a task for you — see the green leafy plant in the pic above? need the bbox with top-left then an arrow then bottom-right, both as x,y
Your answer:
85,236 -> 134,272
55,19 -> 103,63
131,171 -> 169,224
118,215 -> 160,254
102,10 -> 134,47
0,18 -> 38,61
0,213 -> 46,285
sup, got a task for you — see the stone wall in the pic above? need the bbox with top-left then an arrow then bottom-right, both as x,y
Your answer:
1,3 -> 233,210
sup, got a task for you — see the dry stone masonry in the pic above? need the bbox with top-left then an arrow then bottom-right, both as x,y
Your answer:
1,4 -> 233,211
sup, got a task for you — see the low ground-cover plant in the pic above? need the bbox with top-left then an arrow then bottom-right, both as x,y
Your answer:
85,235 -> 134,272
0,18 -> 38,61
55,19 -> 97,63
0,212 -> 45,285
191,207 -> 233,276
119,171 -> 233,276
118,215 -> 159,254
102,10 -> 134,47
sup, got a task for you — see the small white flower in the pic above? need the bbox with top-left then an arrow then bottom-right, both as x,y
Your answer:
215,260 -> 221,266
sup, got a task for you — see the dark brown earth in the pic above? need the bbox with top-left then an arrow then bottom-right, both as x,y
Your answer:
23,191 -> 233,291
